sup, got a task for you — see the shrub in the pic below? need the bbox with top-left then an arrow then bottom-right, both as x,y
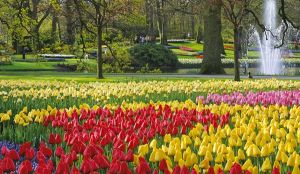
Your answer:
129,44 -> 178,70
103,42 -> 131,73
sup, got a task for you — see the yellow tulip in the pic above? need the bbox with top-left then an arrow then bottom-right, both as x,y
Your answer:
292,166 -> 300,174
174,150 -> 182,162
0,114 -> 10,122
198,146 -> 207,156
242,159 -> 253,170
261,157 -> 272,172
193,164 -> 200,173
252,166 -> 259,174
205,151 -> 213,161
237,149 -> 245,160
261,144 -> 270,157
287,154 -> 296,167
164,134 -> 172,143
199,158 -> 210,169
224,160 -> 233,171
178,159 -> 185,168
273,161 -> 280,168
154,149 -> 166,162
215,153 -> 224,163
150,139 -> 157,149
138,144 -> 149,156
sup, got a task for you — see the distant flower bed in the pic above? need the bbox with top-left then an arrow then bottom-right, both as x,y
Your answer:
178,58 -> 300,67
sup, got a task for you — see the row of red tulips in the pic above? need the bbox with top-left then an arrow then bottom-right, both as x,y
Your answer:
0,105 -> 230,173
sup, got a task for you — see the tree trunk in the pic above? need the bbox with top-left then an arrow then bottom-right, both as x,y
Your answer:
234,27 -> 242,81
145,0 -> 155,42
201,0 -> 225,74
97,25 -> 103,79
191,15 -> 195,39
33,27 -> 42,50
57,18 -> 62,42
65,0 -> 75,45
220,36 -> 225,55
196,25 -> 203,43
51,13 -> 58,44
156,0 -> 168,45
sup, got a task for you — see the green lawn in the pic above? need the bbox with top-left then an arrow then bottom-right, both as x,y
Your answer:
0,59 -> 97,71
0,71 -> 231,82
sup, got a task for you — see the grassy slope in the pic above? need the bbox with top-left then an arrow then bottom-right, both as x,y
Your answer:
0,71 -> 230,82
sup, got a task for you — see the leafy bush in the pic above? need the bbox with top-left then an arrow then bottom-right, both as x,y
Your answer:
0,55 -> 12,65
103,42 -> 131,73
129,44 -> 178,70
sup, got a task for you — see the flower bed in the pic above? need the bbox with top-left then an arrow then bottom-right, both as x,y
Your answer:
0,79 -> 300,173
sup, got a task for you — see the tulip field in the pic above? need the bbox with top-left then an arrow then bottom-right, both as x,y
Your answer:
1,79 -> 300,174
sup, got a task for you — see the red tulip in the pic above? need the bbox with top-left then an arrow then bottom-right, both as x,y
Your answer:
37,151 -> 46,163
71,150 -> 78,161
245,170 -> 252,174
55,146 -> 65,158
230,163 -> 242,174
5,149 -> 20,161
55,134 -> 62,144
207,166 -> 215,174
80,158 -> 98,174
19,142 -> 31,156
191,169 -> 198,174
217,168 -> 225,174
56,159 -> 70,174
71,167 -> 80,174
136,157 -> 151,174
83,145 -> 98,159
71,141 -> 86,154
172,166 -> 181,174
153,169 -> 159,174
107,160 -> 121,174
1,147 -> 8,156
159,159 -> 168,172
181,166 -> 189,174
25,148 -> 35,160
41,147 -> 52,157
18,160 -> 33,174
93,154 -> 110,169
125,149 -> 134,162
2,157 -> 15,172
272,167 -> 280,174
48,133 -> 56,144
35,162 -> 52,174
120,161 -> 132,174
47,160 -> 54,172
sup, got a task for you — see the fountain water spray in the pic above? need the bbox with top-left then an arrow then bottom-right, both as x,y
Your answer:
259,0 -> 283,75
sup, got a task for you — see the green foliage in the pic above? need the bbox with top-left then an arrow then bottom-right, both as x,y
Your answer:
137,64 -> 162,73
103,42 -> 131,73
129,44 -> 178,70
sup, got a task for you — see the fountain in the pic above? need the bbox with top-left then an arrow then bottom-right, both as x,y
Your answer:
257,0 -> 283,75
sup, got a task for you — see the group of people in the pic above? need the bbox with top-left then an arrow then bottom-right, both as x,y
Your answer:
134,35 -> 156,44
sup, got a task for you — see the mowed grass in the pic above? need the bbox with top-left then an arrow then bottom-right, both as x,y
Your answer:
0,71 -> 227,82
0,59 -> 97,71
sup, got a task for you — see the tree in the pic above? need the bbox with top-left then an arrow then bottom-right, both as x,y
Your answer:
200,0 -> 225,74
156,0 -> 168,45
64,0 -> 76,45
74,0 -> 132,79
222,0 -> 256,81
17,0 -> 52,50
